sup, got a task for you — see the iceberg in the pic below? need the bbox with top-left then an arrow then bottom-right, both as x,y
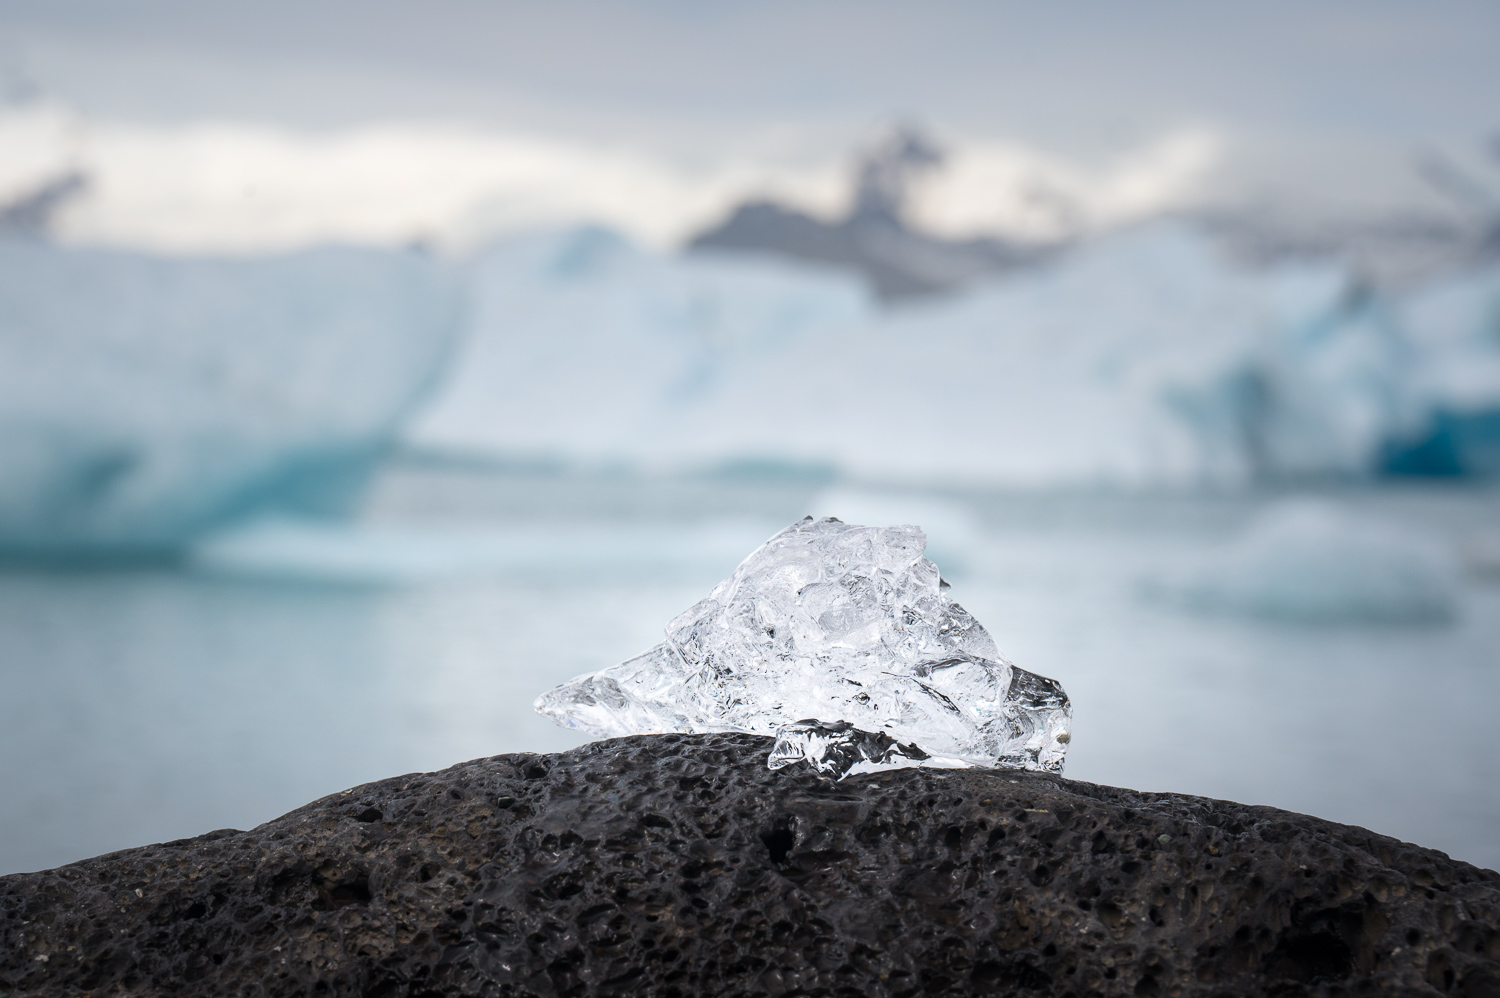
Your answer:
0,238 -> 459,555
413,222 -> 1473,487
535,517 -> 1072,779
1383,266 -> 1500,475
406,227 -> 872,464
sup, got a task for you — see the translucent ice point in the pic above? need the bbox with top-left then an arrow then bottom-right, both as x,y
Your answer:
534,516 -> 1072,780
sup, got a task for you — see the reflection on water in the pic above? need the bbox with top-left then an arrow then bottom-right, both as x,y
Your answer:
2,466 -> 1498,874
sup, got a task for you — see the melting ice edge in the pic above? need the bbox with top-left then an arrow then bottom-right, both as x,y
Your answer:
535,516 -> 1071,780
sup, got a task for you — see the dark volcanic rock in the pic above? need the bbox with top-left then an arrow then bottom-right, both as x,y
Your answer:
2,734 -> 1498,997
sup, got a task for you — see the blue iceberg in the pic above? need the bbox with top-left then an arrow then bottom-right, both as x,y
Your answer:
1382,266 -> 1500,476
0,239 -> 459,556
412,223 -> 1500,487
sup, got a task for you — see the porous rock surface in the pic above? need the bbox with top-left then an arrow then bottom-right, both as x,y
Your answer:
2,734 -> 1498,997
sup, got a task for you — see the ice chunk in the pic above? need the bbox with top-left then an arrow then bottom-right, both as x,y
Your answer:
768,720 -> 930,779
535,516 -> 1072,779
806,487 -> 983,575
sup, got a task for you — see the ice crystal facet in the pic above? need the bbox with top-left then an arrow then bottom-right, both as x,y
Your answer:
767,720 -> 931,778
534,516 -> 1071,779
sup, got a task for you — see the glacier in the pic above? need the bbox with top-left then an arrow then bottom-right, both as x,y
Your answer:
0,238 -> 459,555
410,222 -> 1500,487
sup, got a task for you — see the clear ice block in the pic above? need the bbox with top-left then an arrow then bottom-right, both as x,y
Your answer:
534,516 -> 1071,779
767,719 -> 931,778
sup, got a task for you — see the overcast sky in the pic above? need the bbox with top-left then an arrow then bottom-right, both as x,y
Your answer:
0,0 -> 1495,252
0,0 -> 1496,149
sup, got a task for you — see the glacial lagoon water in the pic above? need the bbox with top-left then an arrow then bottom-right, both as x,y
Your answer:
2,462 -> 1498,875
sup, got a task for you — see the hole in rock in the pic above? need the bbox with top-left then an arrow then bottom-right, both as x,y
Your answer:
1268,931 -> 1353,983
1135,967 -> 1163,996
1429,952 -> 1457,992
762,822 -> 796,865
543,872 -> 586,901
317,874 -> 373,909
354,807 -> 382,823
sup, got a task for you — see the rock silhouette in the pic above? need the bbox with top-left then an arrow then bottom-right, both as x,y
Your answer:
3,733 -> 1497,996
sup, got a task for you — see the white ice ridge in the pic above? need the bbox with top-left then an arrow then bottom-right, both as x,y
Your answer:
0,238 -> 458,554
534,517 -> 1072,779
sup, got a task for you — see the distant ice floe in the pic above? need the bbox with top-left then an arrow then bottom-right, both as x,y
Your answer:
410,222 -> 1500,488
0,239 -> 459,555
1146,500 -> 1460,623
189,516 -> 782,586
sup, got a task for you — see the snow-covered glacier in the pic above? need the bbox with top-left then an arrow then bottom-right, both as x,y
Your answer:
0,239 -> 458,555
411,222 -> 1500,486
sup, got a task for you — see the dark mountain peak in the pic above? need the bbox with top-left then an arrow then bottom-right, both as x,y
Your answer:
689,125 -> 1057,301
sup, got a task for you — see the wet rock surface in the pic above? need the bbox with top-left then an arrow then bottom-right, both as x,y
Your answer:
2,733 -> 1497,997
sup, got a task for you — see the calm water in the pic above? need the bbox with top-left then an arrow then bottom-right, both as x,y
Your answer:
2,464 -> 1497,874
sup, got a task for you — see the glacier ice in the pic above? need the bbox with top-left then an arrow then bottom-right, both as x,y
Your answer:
1384,266 -> 1500,475
535,516 -> 1072,779
0,238 -> 459,555
406,226 -> 871,462
410,222 -> 1500,488
413,223 -> 1500,487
